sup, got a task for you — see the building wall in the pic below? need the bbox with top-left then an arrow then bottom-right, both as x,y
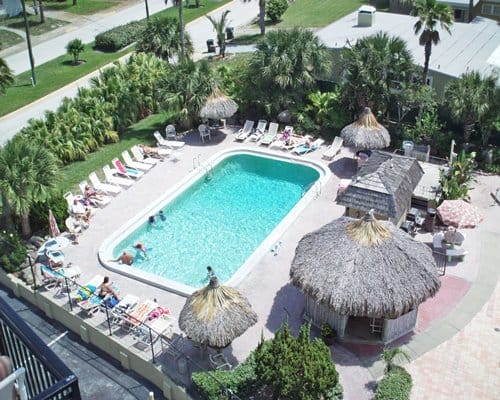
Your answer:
478,0 -> 500,21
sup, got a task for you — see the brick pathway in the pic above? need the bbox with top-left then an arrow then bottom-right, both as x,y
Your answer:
406,281 -> 500,399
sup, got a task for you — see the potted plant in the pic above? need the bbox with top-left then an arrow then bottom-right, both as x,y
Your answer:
321,322 -> 336,346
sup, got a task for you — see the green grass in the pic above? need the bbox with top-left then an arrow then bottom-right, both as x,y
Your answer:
276,0 -> 368,28
0,29 -> 23,49
0,45 -> 129,117
0,0 -> 230,117
0,15 -> 69,35
44,0 -> 119,15
59,113 -> 172,192
229,33 -> 261,45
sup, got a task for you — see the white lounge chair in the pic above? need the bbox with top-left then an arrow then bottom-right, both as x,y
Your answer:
130,145 -> 160,165
103,165 -> 134,188
235,120 -> 254,141
154,131 -> 185,149
89,172 -> 122,195
322,136 -> 344,161
293,138 -> 325,155
112,158 -> 144,179
79,180 -> 112,207
136,314 -> 174,348
121,150 -> 153,171
269,126 -> 294,150
248,120 -> 267,142
260,122 -> 279,145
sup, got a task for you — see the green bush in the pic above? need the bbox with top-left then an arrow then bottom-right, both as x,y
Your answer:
95,20 -> 146,52
0,231 -> 27,273
375,366 -> 412,400
29,192 -> 68,236
266,0 -> 288,22
192,352 -> 257,400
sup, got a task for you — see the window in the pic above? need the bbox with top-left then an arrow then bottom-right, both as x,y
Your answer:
454,9 -> 463,20
482,4 -> 500,16
425,76 -> 434,87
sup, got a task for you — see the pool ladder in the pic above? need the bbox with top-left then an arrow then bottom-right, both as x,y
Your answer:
302,181 -> 322,199
202,162 -> 214,180
192,154 -> 202,170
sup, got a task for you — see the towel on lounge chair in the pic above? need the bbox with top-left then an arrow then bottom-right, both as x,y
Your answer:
293,138 -> 325,155
75,285 -> 96,302
112,158 -> 144,179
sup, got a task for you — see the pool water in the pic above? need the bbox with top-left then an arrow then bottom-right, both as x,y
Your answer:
113,154 -> 319,288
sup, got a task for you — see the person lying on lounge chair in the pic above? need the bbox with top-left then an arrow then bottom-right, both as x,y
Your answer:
138,144 -> 165,161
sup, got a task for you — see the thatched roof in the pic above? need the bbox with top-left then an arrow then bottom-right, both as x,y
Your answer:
199,87 -> 238,120
340,107 -> 390,150
336,151 -> 424,222
179,277 -> 257,348
290,212 -> 441,318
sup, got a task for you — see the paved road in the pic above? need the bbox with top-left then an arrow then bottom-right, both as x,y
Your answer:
0,286 -> 161,400
0,0 -> 258,146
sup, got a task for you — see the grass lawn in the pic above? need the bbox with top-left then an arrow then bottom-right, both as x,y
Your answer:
59,113 -> 172,192
0,15 -> 69,35
276,0 -> 368,28
0,29 -> 23,49
0,45 -> 129,117
229,33 -> 261,45
44,0 -> 118,15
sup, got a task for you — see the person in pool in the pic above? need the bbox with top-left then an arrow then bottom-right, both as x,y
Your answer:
148,215 -> 157,226
158,210 -> 166,221
206,266 -> 215,279
110,251 -> 134,265
133,241 -> 148,255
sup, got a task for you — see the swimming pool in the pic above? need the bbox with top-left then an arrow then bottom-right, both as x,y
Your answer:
100,149 -> 329,295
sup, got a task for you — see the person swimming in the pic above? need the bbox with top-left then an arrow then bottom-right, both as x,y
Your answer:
206,266 -> 215,279
148,215 -> 156,225
133,241 -> 149,259
158,210 -> 166,221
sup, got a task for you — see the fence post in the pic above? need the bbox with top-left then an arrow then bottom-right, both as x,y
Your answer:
149,326 -> 155,363
64,277 -> 73,311
104,306 -> 113,336
28,255 -> 37,292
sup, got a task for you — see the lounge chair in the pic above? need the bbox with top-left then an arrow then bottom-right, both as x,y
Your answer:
269,126 -> 294,150
130,145 -> 160,166
293,138 -> 325,155
120,299 -> 158,332
260,122 -> 279,145
89,172 -> 122,195
121,150 -> 153,171
136,314 -> 174,348
79,180 -> 112,207
209,353 -> 232,371
322,136 -> 344,161
77,278 -> 120,317
198,125 -> 211,143
109,294 -> 140,325
112,158 -> 144,179
65,217 -> 82,242
154,131 -> 185,149
248,120 -> 267,142
235,120 -> 254,141
103,165 -> 134,188
40,264 -> 81,294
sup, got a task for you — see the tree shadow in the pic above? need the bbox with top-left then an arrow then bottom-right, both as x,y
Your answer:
265,283 -> 304,334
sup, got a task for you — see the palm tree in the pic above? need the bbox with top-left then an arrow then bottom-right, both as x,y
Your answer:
0,57 -> 14,95
206,10 -> 230,57
444,71 -> 499,143
0,138 -> 59,237
137,16 -> 193,61
382,347 -> 411,374
178,0 -> 186,59
412,0 -> 453,84
249,28 -> 331,113
66,38 -> 85,65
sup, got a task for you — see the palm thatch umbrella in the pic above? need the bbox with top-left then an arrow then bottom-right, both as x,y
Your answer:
199,87 -> 238,120
179,277 -> 258,349
290,211 -> 440,341
340,107 -> 390,150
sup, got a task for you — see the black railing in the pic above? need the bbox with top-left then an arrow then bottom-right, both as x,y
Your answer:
0,296 -> 81,400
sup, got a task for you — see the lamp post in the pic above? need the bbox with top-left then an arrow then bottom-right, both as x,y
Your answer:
20,0 -> 37,86
145,0 -> 150,19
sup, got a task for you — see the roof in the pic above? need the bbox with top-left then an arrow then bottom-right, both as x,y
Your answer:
290,214 -> 441,318
336,151 -> 424,221
317,11 -> 500,79
438,0 -> 480,7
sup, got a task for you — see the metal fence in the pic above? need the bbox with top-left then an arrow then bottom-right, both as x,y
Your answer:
0,296 -> 81,400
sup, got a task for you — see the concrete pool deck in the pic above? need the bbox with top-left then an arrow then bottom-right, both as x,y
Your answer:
45,127 -> 500,399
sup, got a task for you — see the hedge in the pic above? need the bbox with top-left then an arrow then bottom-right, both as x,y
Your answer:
375,366 -> 413,400
95,20 -> 146,51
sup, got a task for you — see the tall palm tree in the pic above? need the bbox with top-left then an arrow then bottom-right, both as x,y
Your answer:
412,0 -> 453,84
0,57 -> 14,95
444,71 -> 499,143
0,138 -> 59,237
137,16 -> 193,61
206,10 -> 230,57
178,0 -> 186,59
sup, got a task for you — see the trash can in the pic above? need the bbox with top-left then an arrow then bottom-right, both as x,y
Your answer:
358,5 -> 376,27
403,140 -> 414,157
206,39 -> 216,53
425,208 -> 436,232
225,27 -> 234,40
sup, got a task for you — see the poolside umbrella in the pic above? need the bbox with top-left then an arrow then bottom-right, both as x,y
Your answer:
437,200 -> 483,228
340,107 -> 390,150
48,209 -> 60,237
179,277 -> 258,349
290,211 -> 440,319
199,87 -> 238,120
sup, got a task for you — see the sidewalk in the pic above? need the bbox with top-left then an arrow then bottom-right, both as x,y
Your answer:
0,0 -> 258,146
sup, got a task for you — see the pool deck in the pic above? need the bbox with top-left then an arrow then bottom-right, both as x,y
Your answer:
57,127 -> 500,399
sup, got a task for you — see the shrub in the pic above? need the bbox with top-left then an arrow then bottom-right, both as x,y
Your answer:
29,192 -> 68,236
66,38 -> 85,65
266,0 -> 288,22
192,351 -> 257,400
375,366 -> 412,400
95,20 -> 146,52
0,231 -> 27,273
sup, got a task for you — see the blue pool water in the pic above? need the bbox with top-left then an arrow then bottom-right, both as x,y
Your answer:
113,154 -> 319,288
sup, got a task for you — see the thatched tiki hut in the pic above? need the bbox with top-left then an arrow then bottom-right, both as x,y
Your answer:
199,87 -> 238,121
340,107 -> 390,150
179,277 -> 258,349
290,212 -> 441,344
